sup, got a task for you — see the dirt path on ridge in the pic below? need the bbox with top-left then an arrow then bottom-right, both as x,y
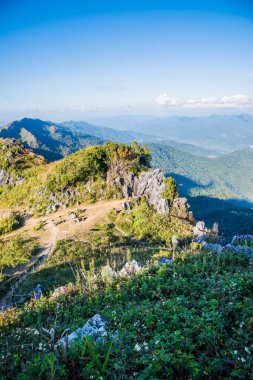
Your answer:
0,199 -> 125,309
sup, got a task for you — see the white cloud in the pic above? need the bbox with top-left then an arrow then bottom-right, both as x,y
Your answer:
185,94 -> 253,109
155,93 -> 178,106
155,93 -> 253,109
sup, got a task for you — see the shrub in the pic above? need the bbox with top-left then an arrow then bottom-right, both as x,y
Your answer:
0,214 -> 20,236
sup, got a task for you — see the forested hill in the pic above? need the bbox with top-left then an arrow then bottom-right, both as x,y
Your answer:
0,118 -> 104,161
149,143 -> 253,202
149,143 -> 253,237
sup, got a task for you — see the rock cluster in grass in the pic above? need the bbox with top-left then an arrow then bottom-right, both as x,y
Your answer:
101,260 -> 142,280
0,169 -> 25,187
231,235 -> 253,246
54,314 -> 107,350
203,235 -> 253,257
45,188 -> 80,213
119,260 -> 142,275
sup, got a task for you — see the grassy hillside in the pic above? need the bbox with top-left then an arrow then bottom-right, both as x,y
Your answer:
0,141 -> 151,213
0,137 -> 252,380
0,138 -> 46,174
0,246 -> 252,379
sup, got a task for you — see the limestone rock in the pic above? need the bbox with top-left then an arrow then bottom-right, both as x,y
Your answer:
101,265 -> 117,279
193,221 -> 209,242
54,314 -> 107,349
231,235 -> 253,246
119,260 -> 142,276
132,169 -> 170,215
108,167 -> 173,215
173,197 -> 189,218
0,169 -> 25,187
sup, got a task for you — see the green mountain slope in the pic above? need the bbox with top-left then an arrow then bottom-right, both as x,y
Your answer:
150,144 -> 253,201
0,118 -> 104,161
150,143 -> 253,236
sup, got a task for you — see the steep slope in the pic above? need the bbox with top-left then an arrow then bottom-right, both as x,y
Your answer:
150,143 -> 253,236
150,143 -> 253,202
0,138 -> 46,187
0,138 -> 46,173
0,118 -> 104,161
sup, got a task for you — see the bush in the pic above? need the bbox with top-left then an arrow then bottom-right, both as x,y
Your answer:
0,236 -> 37,274
0,214 -> 20,236
33,220 -> 46,231
116,198 -> 192,245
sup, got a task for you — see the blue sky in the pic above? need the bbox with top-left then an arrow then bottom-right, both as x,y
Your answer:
1,0 -> 253,121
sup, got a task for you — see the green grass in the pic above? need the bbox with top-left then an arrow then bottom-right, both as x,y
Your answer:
0,249 -> 253,379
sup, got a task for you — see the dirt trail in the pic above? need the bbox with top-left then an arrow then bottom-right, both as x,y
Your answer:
0,221 -> 58,309
0,199 -> 124,309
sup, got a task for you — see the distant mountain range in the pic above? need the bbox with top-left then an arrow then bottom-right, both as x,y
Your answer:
0,118 -> 218,160
91,114 -> 253,153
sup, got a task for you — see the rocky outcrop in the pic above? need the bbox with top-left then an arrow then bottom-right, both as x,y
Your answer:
173,197 -> 189,218
119,260 -> 142,276
193,221 -> 209,241
194,233 -> 253,258
45,188 -> 80,214
231,235 -> 253,246
0,169 -> 25,187
108,167 -> 189,216
132,169 -> 170,214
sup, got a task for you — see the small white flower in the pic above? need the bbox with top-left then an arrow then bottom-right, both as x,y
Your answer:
233,350 -> 238,355
241,357 -> 246,363
245,347 -> 250,354
155,340 -> 159,345
135,343 -> 141,351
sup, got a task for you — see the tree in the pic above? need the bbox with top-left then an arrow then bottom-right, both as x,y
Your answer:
162,177 -> 178,206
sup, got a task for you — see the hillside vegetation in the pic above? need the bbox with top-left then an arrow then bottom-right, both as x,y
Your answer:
0,138 -> 46,174
149,143 -> 253,237
0,136 -> 252,379
0,119 -> 104,161
149,143 -> 253,202
0,141 -> 150,212
1,247 -> 253,379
